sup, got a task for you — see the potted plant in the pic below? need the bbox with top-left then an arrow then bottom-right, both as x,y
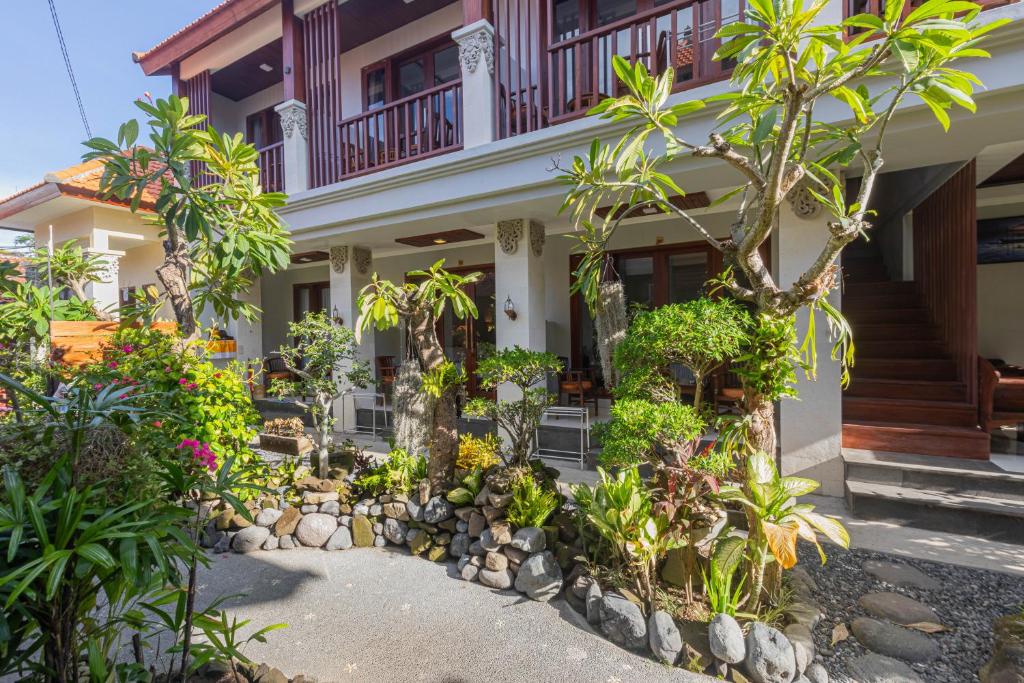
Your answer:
258,417 -> 313,457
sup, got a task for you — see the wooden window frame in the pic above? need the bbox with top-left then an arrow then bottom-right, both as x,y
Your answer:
245,105 -> 283,149
358,31 -> 459,112
292,281 -> 331,322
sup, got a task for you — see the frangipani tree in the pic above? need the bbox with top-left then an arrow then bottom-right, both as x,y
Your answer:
357,260 -> 481,486
560,0 -> 1005,455
84,95 -> 292,340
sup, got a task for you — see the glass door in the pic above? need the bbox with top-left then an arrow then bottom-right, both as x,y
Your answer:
437,266 -> 496,398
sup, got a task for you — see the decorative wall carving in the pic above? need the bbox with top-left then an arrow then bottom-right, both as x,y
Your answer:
456,28 -> 494,75
788,179 -> 824,220
277,102 -> 308,141
496,219 -> 523,255
529,220 -> 545,257
353,247 -> 372,275
329,246 -> 348,274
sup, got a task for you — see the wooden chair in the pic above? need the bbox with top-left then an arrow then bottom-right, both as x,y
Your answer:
980,357 -> 1024,440
559,368 -> 599,416
713,365 -> 745,416
263,353 -> 294,389
376,355 -> 397,393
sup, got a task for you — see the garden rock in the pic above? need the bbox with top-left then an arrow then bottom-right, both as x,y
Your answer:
374,534 -> 387,548
255,508 -> 283,527
709,613 -> 746,664
846,653 -> 924,682
850,617 -> 940,663
479,568 -> 515,590
468,540 -> 486,556
319,500 -> 340,516
981,613 -> 1024,683
295,513 -> 337,547
383,518 -> 408,545
424,496 -> 453,524
232,526 -> 270,553
372,521 -> 384,534
231,513 -> 252,529
352,515 -> 374,547
486,551 -> 509,572
278,534 -> 295,549
598,594 -> 647,652
505,546 -> 528,564
474,485 -> 491,507
511,527 -> 546,553
862,560 -> 940,590
407,528 -> 431,555
804,662 -> 828,683
744,622 -> 796,683
648,610 -> 683,665
382,502 -> 409,520
490,522 -> 512,545
273,507 -> 302,536
488,492 -> 513,508
213,533 -> 232,553
369,503 -> 382,516
448,532 -> 470,558
311,521 -> 348,549
480,528 -> 502,552
261,535 -> 279,551
514,551 -> 563,601
352,502 -> 370,516
301,491 -> 338,505
858,592 -> 940,626
482,505 -> 504,524
461,564 -> 480,582
468,512 -> 486,537
783,624 -> 814,674
300,505 -> 317,514
586,581 -> 603,626
405,498 -> 424,522
339,515 -> 352,528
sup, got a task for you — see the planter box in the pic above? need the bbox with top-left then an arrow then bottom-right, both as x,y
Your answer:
258,433 -> 314,457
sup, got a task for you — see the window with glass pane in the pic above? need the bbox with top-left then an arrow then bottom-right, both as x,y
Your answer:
398,59 -> 426,98
595,0 -> 637,26
434,45 -> 460,85
667,252 -> 708,303
554,0 -> 581,40
618,256 -> 654,309
366,67 -> 386,110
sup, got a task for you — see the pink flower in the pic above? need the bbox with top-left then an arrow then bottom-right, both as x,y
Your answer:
107,361 -> 118,369
164,366 -> 172,373
178,378 -> 188,385
93,383 -> 103,390
122,344 -> 134,354
187,382 -> 198,390
152,420 -> 163,428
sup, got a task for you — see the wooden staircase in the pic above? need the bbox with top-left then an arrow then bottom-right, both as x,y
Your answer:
841,246 -> 990,459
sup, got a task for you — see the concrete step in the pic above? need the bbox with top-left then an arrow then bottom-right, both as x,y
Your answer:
844,480 -> 1024,544
844,449 -> 1024,501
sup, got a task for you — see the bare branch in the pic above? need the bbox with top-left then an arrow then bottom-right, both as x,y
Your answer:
693,134 -> 767,191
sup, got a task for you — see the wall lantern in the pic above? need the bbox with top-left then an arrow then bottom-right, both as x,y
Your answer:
503,295 -> 518,321
332,305 -> 344,326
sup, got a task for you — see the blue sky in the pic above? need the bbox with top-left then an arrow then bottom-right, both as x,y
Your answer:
0,1 -> 221,244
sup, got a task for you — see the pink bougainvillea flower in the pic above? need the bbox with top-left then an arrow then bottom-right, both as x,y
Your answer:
152,420 -> 163,428
107,361 -> 118,369
178,378 -> 188,385
188,382 -> 198,390
122,344 -> 134,354
93,383 -> 103,391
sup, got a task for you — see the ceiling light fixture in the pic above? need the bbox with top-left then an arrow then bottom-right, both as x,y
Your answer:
433,238 -> 448,244
259,63 -> 273,72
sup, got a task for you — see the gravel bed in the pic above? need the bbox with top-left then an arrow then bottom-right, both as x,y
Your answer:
797,543 -> 1024,682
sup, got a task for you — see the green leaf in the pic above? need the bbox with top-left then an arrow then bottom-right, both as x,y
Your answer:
712,535 -> 746,578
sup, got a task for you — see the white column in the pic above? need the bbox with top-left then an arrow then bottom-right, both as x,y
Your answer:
275,99 -> 309,194
776,201 -> 844,497
328,245 -> 376,430
494,219 -> 547,407
452,20 -> 495,149
84,249 -> 123,321
224,277 -> 263,368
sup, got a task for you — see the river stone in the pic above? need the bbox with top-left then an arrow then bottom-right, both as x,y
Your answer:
461,564 -> 480,582
372,522 -> 384,534
468,540 -> 486,556
804,662 -> 829,683
325,526 -> 353,550
295,513 -> 337,547
382,502 -> 409,520
710,613 -> 746,664
405,498 -> 424,522
744,622 -> 796,683
302,491 -> 339,505
486,551 -> 509,572
232,526 -> 270,553
278,534 -> 295,549
319,500 -> 340,516
261,534 -> 279,551
480,528 -> 503,552
488,491 -> 514,508
230,513 -> 252,529
514,551 -> 563,601
468,512 -> 487,538
383,518 -> 408,545
505,546 -> 528,564
300,505 -> 317,514
586,581 -> 603,626
423,496 -> 454,524
846,653 -> 924,682
784,623 -> 815,674
369,503 -> 382,516
648,610 -> 683,665
851,617 -> 940,663
858,592 -> 940,626
255,508 -> 283,527
449,532 -> 470,558
407,528 -> 431,555
598,594 -> 647,652
352,515 -> 374,547
862,560 -> 940,590
511,527 -> 546,553
339,515 -> 352,528
490,522 -> 513,545
454,506 -> 475,521
274,507 -> 302,536
479,568 -> 514,590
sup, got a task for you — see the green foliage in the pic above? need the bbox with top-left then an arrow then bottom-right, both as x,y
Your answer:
84,94 -> 292,330
446,468 -> 486,507
0,261 -> 96,344
506,473 -> 559,528
717,452 -> 850,612
596,398 -> 705,470
732,312 -> 804,403
703,536 -> 748,617
456,433 -> 501,471
615,298 -> 750,408
463,346 -> 563,467
354,449 -> 428,497
422,360 -> 466,399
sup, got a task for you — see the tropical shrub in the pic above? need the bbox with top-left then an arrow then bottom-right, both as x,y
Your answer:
463,346 -> 563,467
354,448 -> 428,497
506,473 -> 559,529
596,398 -> 705,469
446,468 -> 486,507
271,311 -> 371,478
717,452 -> 850,611
456,432 -> 501,471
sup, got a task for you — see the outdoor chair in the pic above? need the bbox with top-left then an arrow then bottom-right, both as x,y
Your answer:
559,367 -> 599,416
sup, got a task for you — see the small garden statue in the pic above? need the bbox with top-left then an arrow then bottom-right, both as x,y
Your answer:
271,311 -> 371,478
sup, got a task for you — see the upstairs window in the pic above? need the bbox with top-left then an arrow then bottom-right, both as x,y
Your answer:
361,36 -> 460,109
245,107 -> 282,149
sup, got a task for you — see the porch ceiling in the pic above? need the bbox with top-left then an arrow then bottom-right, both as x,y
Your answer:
337,0 -> 458,53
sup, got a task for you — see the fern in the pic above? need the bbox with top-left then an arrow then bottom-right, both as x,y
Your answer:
507,475 -> 558,528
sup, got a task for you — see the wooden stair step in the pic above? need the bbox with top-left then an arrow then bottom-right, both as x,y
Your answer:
844,307 -> 930,325
856,340 -> 947,358
842,420 -> 989,459
843,291 -> 924,309
846,280 -> 918,295
846,377 -> 967,401
854,323 -> 938,341
843,396 -> 978,428
856,358 -> 958,380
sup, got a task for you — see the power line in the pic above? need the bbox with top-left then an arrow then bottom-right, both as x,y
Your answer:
47,0 -> 91,138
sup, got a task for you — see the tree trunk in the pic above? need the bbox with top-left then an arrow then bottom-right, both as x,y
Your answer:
744,388 -> 776,457
157,239 -> 198,341
409,311 -> 459,487
316,396 -> 333,479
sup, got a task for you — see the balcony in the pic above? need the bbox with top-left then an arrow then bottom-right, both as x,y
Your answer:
258,141 -> 285,193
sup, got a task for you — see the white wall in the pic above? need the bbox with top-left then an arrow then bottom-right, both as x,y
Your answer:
210,82 -> 285,138
978,261 -> 1024,366
337,3 -> 462,120
260,264 -> 330,354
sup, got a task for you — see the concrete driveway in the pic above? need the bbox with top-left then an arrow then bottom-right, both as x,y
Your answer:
196,547 -> 712,683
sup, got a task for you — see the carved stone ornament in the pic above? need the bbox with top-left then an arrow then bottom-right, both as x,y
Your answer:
98,258 -> 119,283
353,247 -> 372,275
529,220 -> 545,257
278,102 -> 308,141
329,246 -> 348,274
788,178 -> 824,220
496,219 -> 523,255
456,28 -> 494,75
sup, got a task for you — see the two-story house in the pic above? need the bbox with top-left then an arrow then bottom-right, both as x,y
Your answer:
5,0 -> 1021,534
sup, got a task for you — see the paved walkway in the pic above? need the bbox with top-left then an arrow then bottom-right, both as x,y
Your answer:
197,548 -> 710,683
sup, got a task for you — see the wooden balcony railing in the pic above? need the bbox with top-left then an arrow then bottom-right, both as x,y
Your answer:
257,141 -> 284,193
493,0 -> 742,139
337,80 -> 463,180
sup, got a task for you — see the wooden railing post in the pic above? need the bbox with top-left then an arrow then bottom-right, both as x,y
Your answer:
452,19 -> 495,149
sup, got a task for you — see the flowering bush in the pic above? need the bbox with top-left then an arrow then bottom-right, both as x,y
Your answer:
456,432 -> 501,471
